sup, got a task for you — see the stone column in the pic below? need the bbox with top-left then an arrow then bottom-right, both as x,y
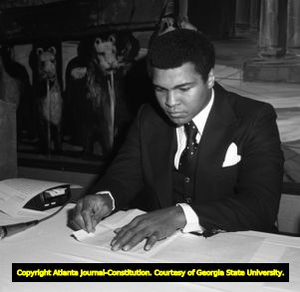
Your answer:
244,0 -> 300,83
259,0 -> 287,57
287,0 -> 300,55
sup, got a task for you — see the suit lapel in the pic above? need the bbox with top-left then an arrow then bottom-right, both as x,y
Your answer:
195,84 -> 239,196
146,115 -> 177,207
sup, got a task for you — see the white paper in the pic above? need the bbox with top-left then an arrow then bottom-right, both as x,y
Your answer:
72,209 -> 180,255
0,178 -> 71,216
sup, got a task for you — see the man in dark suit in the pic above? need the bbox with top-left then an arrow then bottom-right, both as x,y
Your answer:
71,29 -> 284,252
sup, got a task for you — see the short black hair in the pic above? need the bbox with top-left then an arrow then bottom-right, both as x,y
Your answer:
147,29 -> 215,82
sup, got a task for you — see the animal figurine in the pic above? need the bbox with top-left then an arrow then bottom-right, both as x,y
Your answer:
65,32 -> 139,158
85,34 -> 118,154
30,44 -> 63,154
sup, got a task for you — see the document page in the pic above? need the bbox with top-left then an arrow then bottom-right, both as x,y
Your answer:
72,209 -> 179,256
0,178 -> 70,216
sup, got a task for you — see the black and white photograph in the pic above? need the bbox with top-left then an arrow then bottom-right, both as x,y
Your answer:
0,1 -> 300,291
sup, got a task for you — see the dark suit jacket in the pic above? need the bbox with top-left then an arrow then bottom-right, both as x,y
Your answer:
92,83 -> 284,233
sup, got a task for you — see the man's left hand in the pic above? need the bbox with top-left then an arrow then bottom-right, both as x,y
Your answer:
110,206 -> 186,251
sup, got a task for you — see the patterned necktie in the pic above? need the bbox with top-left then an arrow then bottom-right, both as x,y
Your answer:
178,121 -> 199,173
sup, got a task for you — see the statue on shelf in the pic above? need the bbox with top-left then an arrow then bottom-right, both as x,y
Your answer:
29,42 -> 63,155
65,32 -> 140,159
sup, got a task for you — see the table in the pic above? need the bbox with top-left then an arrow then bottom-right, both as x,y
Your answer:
1,204 -> 299,292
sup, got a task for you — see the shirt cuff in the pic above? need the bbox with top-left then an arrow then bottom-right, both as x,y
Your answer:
95,191 -> 115,211
176,203 -> 204,233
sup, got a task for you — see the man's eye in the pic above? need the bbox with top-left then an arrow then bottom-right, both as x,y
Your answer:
155,87 -> 164,93
179,87 -> 190,92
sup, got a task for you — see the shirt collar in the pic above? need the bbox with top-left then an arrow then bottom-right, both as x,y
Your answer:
192,88 -> 214,135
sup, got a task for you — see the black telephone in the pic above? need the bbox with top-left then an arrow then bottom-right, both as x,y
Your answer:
23,186 -> 71,211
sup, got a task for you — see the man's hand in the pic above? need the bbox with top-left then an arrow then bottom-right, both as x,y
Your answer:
70,194 -> 113,233
111,206 -> 186,252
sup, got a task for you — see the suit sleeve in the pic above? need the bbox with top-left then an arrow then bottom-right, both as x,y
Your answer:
89,106 -> 145,209
193,103 -> 284,233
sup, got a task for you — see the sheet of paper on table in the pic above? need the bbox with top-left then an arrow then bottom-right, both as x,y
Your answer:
72,209 -> 180,255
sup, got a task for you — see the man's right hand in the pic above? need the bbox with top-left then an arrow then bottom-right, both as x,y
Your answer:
70,193 -> 113,233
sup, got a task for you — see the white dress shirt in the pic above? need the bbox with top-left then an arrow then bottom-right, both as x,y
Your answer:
176,89 -> 215,233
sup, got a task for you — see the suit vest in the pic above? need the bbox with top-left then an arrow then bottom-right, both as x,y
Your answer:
172,147 -> 199,204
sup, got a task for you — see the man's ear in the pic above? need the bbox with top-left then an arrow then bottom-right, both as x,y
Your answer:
207,69 -> 215,89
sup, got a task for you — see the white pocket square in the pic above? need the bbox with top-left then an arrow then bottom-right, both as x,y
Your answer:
222,142 -> 241,167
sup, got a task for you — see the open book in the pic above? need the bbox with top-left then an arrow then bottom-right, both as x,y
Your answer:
0,178 -> 73,217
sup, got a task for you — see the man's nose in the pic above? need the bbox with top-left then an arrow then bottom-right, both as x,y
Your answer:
165,91 -> 177,107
